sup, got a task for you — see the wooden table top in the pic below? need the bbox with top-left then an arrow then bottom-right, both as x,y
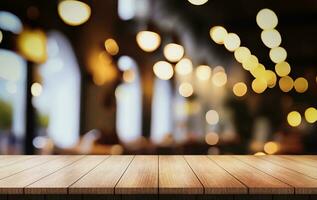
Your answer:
0,155 -> 317,196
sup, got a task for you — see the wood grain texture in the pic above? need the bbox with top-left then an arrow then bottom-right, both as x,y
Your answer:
235,156 -> 317,194
0,155 -> 83,194
0,156 -> 33,168
70,155 -> 134,194
115,156 -> 158,194
281,156 -> 317,168
260,156 -> 317,179
159,155 -> 203,195
209,156 -> 293,194
185,156 -> 247,194
25,156 -> 107,194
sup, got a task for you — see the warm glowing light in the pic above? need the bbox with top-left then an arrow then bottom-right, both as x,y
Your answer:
205,132 -> 219,145
261,29 -> 281,48
254,152 -> 266,156
256,9 -> 278,30
251,78 -> 267,94
0,30 -> 2,43
17,29 -> 47,63
179,82 -> 194,97
175,58 -> 193,76
104,38 -> 119,56
212,71 -> 227,87
123,69 -> 135,83
209,26 -> 227,44
153,61 -> 174,80
264,70 -> 277,88
224,33 -> 240,52
242,55 -> 258,71
31,82 -> 42,97
136,31 -> 161,52
294,77 -> 308,93
213,66 -> 225,73
305,107 -> 317,123
234,46 -> 251,63
287,111 -> 302,127
250,64 -> 266,78
58,0 -> 91,26
279,76 -> 293,92
110,144 -> 124,155
163,43 -> 184,62
196,65 -> 211,81
269,47 -> 287,63
275,61 -> 291,77
187,0 -> 208,5
206,110 -> 219,125
233,82 -> 247,97
264,141 -> 279,155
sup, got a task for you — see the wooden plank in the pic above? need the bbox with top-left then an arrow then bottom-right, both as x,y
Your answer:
281,156 -> 317,168
115,156 -> 158,195
184,156 -> 247,194
0,156 -> 57,180
25,156 -> 107,194
209,156 -> 293,194
0,156 -> 33,168
70,155 -> 134,194
236,156 -> 317,194
0,155 -> 83,194
159,155 -> 203,195
260,156 -> 317,179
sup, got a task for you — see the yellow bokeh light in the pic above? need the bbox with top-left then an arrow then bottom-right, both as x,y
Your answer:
205,132 -> 219,145
250,64 -> 266,78
31,82 -> 42,97
179,82 -> 194,97
187,0 -> 208,5
251,78 -> 267,94
58,0 -> 91,26
254,152 -> 266,156
261,29 -> 282,48
234,46 -> 251,63
213,66 -> 225,73
153,61 -> 174,80
287,111 -> 302,127
305,107 -> 317,123
233,82 -> 247,97
209,26 -> 227,44
175,58 -> 193,76
275,61 -> 291,77
224,33 -> 241,52
104,38 -> 119,56
264,141 -> 279,155
294,77 -> 308,93
196,65 -> 211,81
206,110 -> 219,125
136,31 -> 161,52
212,71 -> 227,87
163,43 -> 184,63
264,70 -> 277,88
242,55 -> 259,71
123,69 -> 135,83
279,76 -> 293,92
256,8 -> 278,30
269,47 -> 287,64
17,29 -> 47,63
0,30 -> 2,44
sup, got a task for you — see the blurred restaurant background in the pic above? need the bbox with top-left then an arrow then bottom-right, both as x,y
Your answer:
0,0 -> 316,155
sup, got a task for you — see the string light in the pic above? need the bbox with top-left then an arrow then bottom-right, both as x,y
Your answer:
275,61 -> 291,77
233,82 -> 247,97
104,38 -> 119,56
163,43 -> 184,62
196,65 -> 211,81
153,61 -> 174,80
175,58 -> 193,76
209,26 -> 227,44
58,0 -> 91,26
264,70 -> 277,88
136,31 -> 161,52
234,47 -> 251,63
212,71 -> 227,87
206,110 -> 219,125
224,33 -> 241,52
305,107 -> 317,123
250,64 -> 266,78
251,78 -> 267,94
179,82 -> 194,97
279,76 -> 293,92
294,77 -> 308,93
256,8 -> 278,30
287,111 -> 302,127
269,47 -> 287,63
242,55 -> 258,71
261,29 -> 281,48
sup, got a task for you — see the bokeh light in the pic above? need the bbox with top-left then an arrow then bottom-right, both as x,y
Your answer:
104,38 -> 119,56
304,107 -> 317,123
224,33 -> 241,52
294,77 -> 308,93
209,26 -> 227,44
187,0 -> 208,6
31,82 -> 42,97
206,110 -> 219,125
196,65 -> 211,81
269,47 -> 287,63
242,55 -> 259,71
264,141 -> 279,155
175,58 -> 193,76
254,152 -> 266,156
256,8 -> 278,30
136,31 -> 161,52
287,111 -> 302,127
179,82 -> 194,97
212,71 -> 227,87
279,76 -> 293,92
153,61 -> 174,80
264,70 -> 277,88
163,43 -> 184,63
58,0 -> 91,26
0,30 -> 2,44
250,64 -> 266,78
205,132 -> 219,145
233,82 -> 247,97
261,29 -> 282,48
123,69 -> 135,83
234,46 -> 251,63
275,61 -> 291,77
251,78 -> 267,94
